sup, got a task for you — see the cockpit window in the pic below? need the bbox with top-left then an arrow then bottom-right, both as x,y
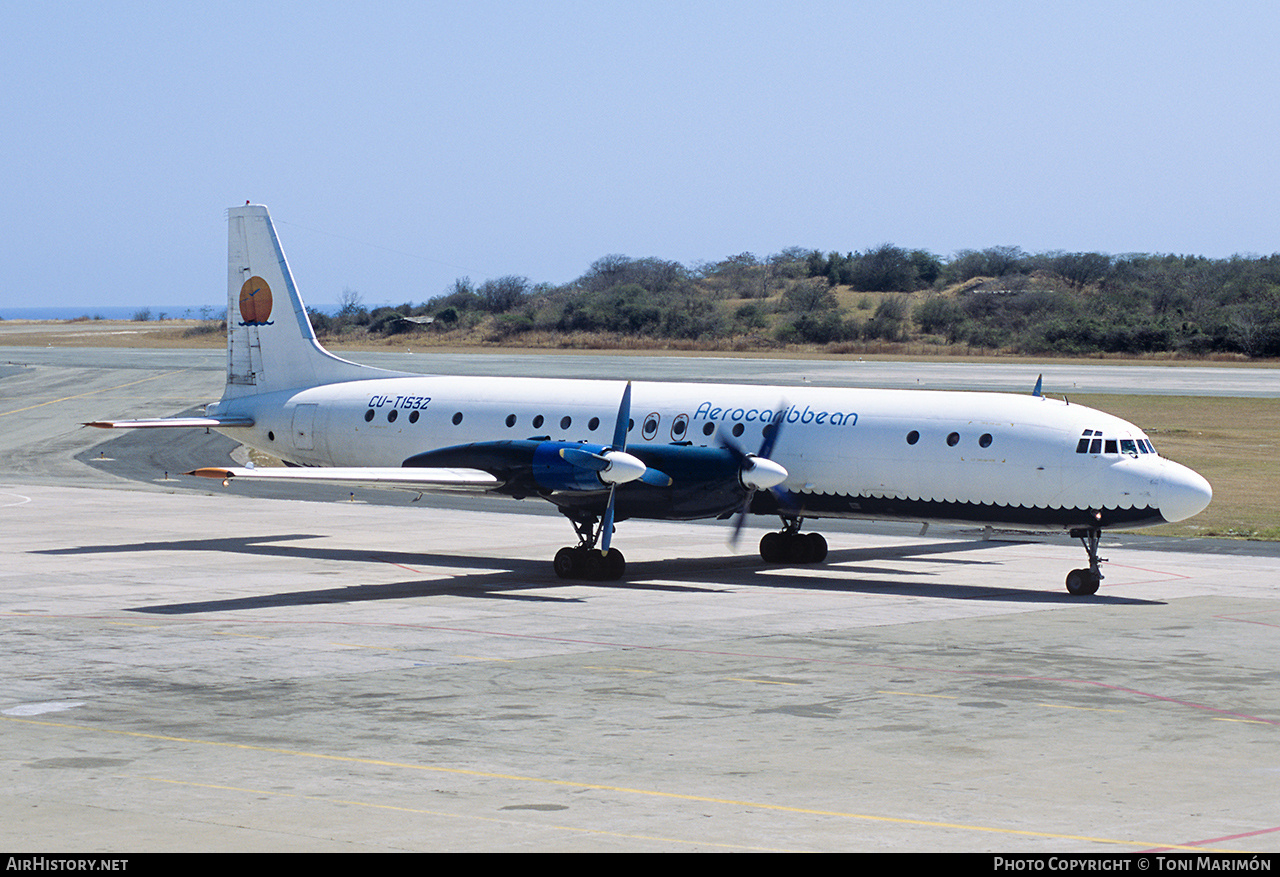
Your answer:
1077,429 -> 1157,458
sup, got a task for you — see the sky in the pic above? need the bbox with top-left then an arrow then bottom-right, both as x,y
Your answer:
4,1 -> 1279,311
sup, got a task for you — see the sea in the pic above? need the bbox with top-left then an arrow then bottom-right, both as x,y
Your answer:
0,305 -> 223,321
0,304 -> 346,321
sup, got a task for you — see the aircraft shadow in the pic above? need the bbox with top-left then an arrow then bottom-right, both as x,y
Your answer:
622,540 -> 1160,605
37,532 -> 1160,613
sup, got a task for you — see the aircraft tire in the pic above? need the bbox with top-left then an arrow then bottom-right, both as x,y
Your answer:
806,533 -> 828,563
601,549 -> 625,581
580,549 -> 601,580
760,532 -> 784,563
554,547 -> 581,579
1065,569 -> 1100,596
788,533 -> 814,564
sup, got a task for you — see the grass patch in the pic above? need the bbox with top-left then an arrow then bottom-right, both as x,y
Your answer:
1069,394 -> 1280,539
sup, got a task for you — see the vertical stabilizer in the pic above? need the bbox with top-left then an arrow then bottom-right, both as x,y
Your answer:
222,204 -> 397,398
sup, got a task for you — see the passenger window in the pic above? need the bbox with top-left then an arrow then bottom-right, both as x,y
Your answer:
532,414 -> 544,428
946,432 -> 960,447
560,416 -> 572,430
588,417 -> 600,431
979,433 -> 992,448
671,414 -> 688,440
702,422 -> 715,436
906,430 -> 920,445
642,414 -> 660,440
505,414 -> 517,428
409,410 -> 419,424
387,409 -> 398,423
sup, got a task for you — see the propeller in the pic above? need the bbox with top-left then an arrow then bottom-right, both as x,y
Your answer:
720,405 -> 792,547
556,382 -> 672,555
557,382 -> 672,488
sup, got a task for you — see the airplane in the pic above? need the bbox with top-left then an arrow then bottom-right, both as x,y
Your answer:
87,204 -> 1213,595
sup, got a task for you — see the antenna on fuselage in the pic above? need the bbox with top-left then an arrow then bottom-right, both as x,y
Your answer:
1032,374 -> 1043,397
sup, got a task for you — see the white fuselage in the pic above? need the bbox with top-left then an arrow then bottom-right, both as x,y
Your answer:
208,374 -> 1209,530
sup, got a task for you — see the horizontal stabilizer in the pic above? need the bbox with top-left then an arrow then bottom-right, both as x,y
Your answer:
187,466 -> 501,493
85,416 -> 255,429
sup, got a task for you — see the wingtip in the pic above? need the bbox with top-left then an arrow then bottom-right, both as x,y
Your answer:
187,468 -> 235,479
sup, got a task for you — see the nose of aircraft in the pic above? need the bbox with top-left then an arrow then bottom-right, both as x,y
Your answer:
1158,460 -> 1213,522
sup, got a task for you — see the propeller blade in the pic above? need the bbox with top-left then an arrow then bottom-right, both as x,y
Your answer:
757,408 -> 786,459
637,466 -> 673,487
600,485 -> 616,554
561,446 -> 648,485
612,382 -> 632,451
729,504 -> 749,548
559,446 -> 609,472
721,401 -> 789,548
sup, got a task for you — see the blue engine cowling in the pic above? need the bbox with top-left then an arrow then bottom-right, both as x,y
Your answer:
403,439 -> 609,493
403,439 -> 749,520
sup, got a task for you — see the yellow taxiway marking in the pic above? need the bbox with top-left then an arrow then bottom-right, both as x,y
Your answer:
132,775 -> 792,851
4,713 -> 1245,852
583,666 -> 658,674
725,677 -> 802,686
0,369 -> 189,417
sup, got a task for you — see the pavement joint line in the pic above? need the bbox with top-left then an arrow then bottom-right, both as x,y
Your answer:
0,369 -> 189,417
3,714 -> 1249,852
131,775 -> 793,851
7,611 -> 1277,726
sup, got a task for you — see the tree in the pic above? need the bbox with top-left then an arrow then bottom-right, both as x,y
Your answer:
782,278 -> 837,313
1048,252 -> 1112,289
847,244 -> 916,291
477,275 -> 529,313
338,288 -> 364,318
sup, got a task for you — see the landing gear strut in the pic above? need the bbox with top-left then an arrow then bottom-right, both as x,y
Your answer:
553,512 -> 626,581
759,516 -> 828,564
1065,527 -> 1105,596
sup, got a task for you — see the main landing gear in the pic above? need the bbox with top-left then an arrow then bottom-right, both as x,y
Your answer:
553,513 -> 626,581
1065,527 -> 1105,596
759,517 -> 828,564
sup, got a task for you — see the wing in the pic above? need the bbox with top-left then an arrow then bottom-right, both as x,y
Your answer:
85,416 -> 255,429
187,466 -> 500,494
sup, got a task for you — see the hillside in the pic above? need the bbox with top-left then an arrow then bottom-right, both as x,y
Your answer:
307,245 -> 1280,359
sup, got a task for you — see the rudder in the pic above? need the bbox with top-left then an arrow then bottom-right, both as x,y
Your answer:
223,204 -> 396,398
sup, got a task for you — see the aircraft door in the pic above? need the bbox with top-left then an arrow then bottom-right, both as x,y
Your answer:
291,403 -> 318,451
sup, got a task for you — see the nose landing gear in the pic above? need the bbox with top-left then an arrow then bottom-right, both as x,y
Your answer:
1065,527 -> 1105,595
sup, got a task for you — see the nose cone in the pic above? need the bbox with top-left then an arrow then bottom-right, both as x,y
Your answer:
1159,460 -> 1213,523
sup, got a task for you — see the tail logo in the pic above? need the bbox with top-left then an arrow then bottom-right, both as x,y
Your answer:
238,276 -> 274,326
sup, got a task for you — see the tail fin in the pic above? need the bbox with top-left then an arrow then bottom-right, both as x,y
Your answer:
222,204 -> 399,398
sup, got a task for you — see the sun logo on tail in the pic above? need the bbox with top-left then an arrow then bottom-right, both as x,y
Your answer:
238,276 -> 274,326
